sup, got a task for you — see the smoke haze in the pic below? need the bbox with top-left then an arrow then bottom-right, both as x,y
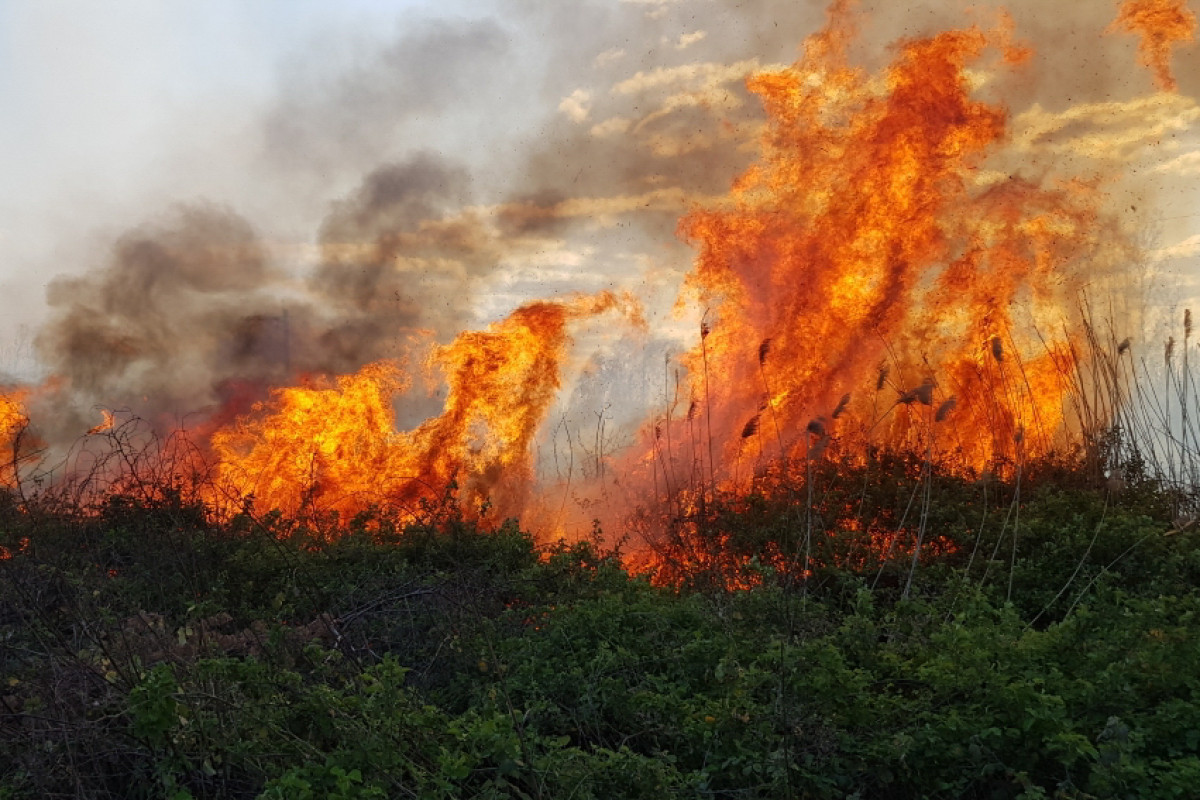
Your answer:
1,0 -> 1197,474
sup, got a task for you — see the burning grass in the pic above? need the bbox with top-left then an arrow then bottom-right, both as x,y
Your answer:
3,1 -> 1200,795
0,0 -> 1170,534
2,439 -> 1199,798
674,8 -> 1098,474
0,0 -> 1192,666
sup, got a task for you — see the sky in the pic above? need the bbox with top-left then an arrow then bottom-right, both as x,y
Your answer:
0,0 -> 1197,393
0,0 -> 478,335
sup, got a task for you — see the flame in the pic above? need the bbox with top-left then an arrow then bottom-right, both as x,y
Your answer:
1109,0 -> 1198,91
209,292 -> 640,519
671,1 -> 1108,477
86,409 -> 116,436
0,1 -> 1158,578
0,390 -> 29,488
209,361 -> 413,517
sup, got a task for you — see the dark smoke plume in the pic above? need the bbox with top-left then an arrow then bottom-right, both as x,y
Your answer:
35,149 -> 517,438
36,205 -> 283,435
21,0 -> 1194,463
309,152 -> 504,357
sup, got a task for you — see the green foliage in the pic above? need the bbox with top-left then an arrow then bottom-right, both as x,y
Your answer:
2,464 -> 1199,798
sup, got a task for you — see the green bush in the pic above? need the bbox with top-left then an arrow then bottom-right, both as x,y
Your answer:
2,459 -> 1199,798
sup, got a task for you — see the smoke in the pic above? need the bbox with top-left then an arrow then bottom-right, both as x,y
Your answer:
11,0 -> 1199,468
32,150 -> 515,436
260,18 -> 510,193
311,153 -> 493,346
35,205 -> 280,434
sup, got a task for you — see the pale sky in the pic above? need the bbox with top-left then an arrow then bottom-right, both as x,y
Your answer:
0,0 -> 488,345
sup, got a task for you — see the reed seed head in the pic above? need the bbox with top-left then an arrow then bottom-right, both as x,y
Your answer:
915,379 -> 935,406
832,393 -> 851,419
758,338 -> 772,366
991,336 -> 1003,362
806,418 -> 826,437
934,396 -> 957,422
1117,337 -> 1130,355
900,378 -> 936,406
876,365 -> 889,391
740,414 -> 760,439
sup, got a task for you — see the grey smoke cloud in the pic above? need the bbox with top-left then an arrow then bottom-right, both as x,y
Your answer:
262,19 -> 509,181
11,0 -> 1198,455
33,150 -> 508,435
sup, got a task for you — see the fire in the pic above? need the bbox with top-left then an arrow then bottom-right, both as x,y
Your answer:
0,0 -> 1162,579
0,390 -> 29,488
86,409 -> 115,436
1109,0 -> 1198,91
209,292 -> 640,520
671,1 -> 1107,478
209,361 -> 413,518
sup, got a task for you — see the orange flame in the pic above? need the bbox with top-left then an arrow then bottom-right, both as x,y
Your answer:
209,292 -> 641,519
673,2 -> 1107,477
0,1 -> 1150,573
0,390 -> 29,488
1109,0 -> 1198,91
86,409 -> 116,436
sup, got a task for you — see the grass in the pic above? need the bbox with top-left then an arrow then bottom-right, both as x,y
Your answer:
2,440 -> 1199,798
1,308 -> 1199,798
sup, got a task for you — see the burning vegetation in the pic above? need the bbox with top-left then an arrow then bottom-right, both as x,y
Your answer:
1109,0 -> 1198,91
0,0 -> 1195,580
208,292 -> 642,521
672,3 -> 1098,478
6,5 -> 1200,797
